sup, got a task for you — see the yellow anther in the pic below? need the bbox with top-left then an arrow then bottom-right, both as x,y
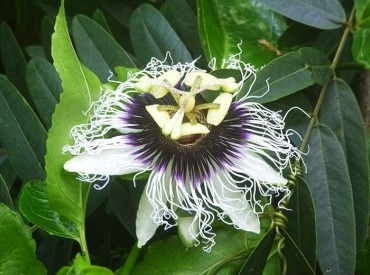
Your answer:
145,105 -> 170,128
162,109 -> 184,140
179,94 -> 196,113
207,93 -> 233,126
181,122 -> 209,136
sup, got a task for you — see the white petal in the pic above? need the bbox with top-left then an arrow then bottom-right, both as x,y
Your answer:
237,150 -> 287,184
136,190 -> 159,248
212,177 -> 260,233
177,217 -> 199,247
64,148 -> 143,176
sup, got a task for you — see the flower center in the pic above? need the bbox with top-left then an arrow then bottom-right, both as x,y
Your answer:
135,70 -> 240,140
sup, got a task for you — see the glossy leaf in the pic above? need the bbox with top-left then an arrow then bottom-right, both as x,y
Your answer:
320,79 -> 369,251
236,51 -> 314,103
56,253 -> 114,275
259,0 -> 346,29
0,204 -> 46,274
304,125 -> 356,274
0,175 -> 13,209
26,57 -> 62,129
239,228 -> 276,274
352,28 -> 370,69
0,22 -> 28,99
0,75 -> 46,182
130,4 -> 192,65
198,0 -> 287,68
133,227 -> 249,274
19,180 -> 80,241
72,15 -> 136,82
46,0 -> 101,227
285,177 -> 316,271
92,9 -> 112,35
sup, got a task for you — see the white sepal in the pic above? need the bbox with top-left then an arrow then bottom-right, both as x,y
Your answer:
136,192 -> 159,248
177,216 -> 199,247
63,149 -> 142,176
238,150 -> 287,185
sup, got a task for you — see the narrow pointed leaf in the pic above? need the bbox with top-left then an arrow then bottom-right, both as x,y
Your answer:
281,229 -> 316,275
130,4 -> 192,65
239,229 -> 276,274
0,75 -> 46,182
304,125 -> 356,274
161,0 -> 204,59
237,51 -> 314,103
198,0 -> 287,68
72,15 -> 136,82
320,79 -> 369,251
19,180 -> 80,241
0,204 -> 46,274
0,23 -> 28,99
285,177 -> 316,270
259,0 -> 346,29
26,57 -> 62,129
46,0 -> 101,226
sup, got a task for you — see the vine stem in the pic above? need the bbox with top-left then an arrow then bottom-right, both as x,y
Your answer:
118,242 -> 141,275
299,8 -> 355,152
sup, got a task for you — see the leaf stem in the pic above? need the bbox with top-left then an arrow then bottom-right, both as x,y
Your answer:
118,242 -> 141,275
299,8 -> 355,152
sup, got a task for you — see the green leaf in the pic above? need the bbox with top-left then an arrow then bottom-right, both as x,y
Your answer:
303,125 -> 356,274
161,0 -> 204,59
259,0 -> 346,29
19,180 -> 80,241
298,47 -> 332,85
0,75 -> 46,182
0,22 -> 28,99
320,79 -> 369,251
133,227 -> 249,274
352,28 -> 370,69
0,175 -> 13,209
0,204 -> 46,274
285,177 -> 316,271
198,0 -> 287,68
92,9 -> 113,35
281,229 -> 316,275
26,57 -> 62,129
46,0 -> 101,227
130,4 -> 192,65
239,228 -> 276,274
56,253 -> 114,275
72,15 -> 136,82
236,51 -> 314,103
354,0 -> 370,25
41,16 -> 54,61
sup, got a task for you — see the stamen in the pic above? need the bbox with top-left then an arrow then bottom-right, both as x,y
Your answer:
145,105 -> 170,128
180,122 -> 209,136
162,109 -> 185,140
207,93 -> 233,126
179,94 -> 195,113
